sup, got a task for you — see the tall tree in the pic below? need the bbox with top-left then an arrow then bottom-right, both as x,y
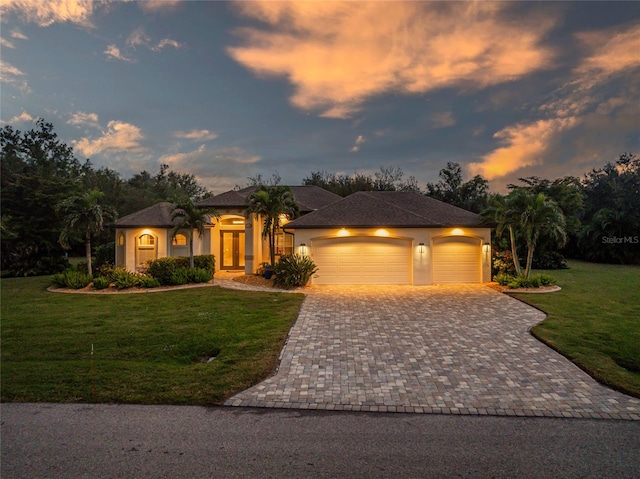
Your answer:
245,185 -> 299,266
1,120 -> 84,275
578,153 -> 640,264
58,189 -> 116,276
170,198 -> 220,269
425,162 -> 489,213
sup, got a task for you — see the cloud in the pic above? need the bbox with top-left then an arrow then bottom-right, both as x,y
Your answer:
468,117 -> 579,180
0,60 -> 30,93
429,111 -> 456,129
0,0 -> 96,27
228,2 -> 556,118
575,21 -> 640,77
470,21 -> 640,182
10,29 -> 29,40
138,0 -> 182,13
126,26 -> 184,52
1,37 -> 15,49
350,135 -> 365,152
214,147 -> 261,165
174,129 -> 218,141
74,121 -> 146,157
104,44 -> 134,62
67,111 -> 100,129
4,111 -> 35,124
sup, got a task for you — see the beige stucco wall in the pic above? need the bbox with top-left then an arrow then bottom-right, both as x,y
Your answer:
291,226 -> 492,285
115,227 -> 211,271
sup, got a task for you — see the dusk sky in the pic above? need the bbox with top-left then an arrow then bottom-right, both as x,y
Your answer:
1,1 -> 638,194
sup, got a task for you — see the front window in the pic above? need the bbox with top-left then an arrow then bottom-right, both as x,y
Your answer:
172,234 -> 187,246
137,234 -> 157,268
275,231 -> 294,256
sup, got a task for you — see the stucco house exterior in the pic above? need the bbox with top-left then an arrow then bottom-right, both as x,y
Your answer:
114,187 -> 491,285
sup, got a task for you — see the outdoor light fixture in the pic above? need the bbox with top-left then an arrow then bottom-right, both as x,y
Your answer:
483,242 -> 491,253
300,243 -> 307,255
418,242 -> 425,254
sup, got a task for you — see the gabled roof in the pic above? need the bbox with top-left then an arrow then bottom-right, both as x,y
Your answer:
285,191 -> 484,228
114,202 -> 181,228
197,185 -> 341,213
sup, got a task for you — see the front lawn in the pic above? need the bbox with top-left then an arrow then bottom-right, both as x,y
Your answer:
512,260 -> 640,398
1,276 -> 304,405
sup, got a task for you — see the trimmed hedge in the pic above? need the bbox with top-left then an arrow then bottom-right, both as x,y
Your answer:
146,255 -> 215,286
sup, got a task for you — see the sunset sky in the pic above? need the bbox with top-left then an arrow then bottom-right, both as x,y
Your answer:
1,1 -> 638,194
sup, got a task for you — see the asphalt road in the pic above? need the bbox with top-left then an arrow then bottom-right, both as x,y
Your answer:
1,403 -> 639,478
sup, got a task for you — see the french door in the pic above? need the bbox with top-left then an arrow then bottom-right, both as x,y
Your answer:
220,231 -> 245,270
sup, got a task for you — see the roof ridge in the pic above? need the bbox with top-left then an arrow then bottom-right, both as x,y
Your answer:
360,191 -> 446,225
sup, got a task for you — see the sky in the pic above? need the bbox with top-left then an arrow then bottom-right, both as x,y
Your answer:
1,1 -> 639,195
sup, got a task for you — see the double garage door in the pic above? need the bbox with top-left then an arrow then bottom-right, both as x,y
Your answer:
312,237 -> 411,285
311,236 -> 481,285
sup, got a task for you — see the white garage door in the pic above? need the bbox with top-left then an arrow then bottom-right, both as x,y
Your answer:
432,236 -> 481,283
312,237 -> 411,285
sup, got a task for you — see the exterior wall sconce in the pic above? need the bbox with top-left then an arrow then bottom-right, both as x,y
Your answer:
418,242 -> 425,254
300,243 -> 307,255
483,243 -> 491,262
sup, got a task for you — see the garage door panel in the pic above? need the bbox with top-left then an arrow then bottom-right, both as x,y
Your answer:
312,237 -> 410,285
432,237 -> 481,283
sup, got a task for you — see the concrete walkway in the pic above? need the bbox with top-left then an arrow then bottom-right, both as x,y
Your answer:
219,279 -> 639,420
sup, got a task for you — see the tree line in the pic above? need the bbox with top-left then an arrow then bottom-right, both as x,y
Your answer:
1,120 -> 638,277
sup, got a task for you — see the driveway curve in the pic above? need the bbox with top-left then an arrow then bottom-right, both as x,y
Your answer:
225,284 -> 639,420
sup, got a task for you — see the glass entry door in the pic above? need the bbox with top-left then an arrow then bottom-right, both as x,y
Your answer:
220,231 -> 245,270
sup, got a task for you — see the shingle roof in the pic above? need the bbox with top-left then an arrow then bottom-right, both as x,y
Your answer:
114,202 -> 180,228
285,191 -> 484,228
197,185 -> 341,212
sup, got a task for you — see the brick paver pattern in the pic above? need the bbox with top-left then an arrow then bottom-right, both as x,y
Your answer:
221,280 -> 639,420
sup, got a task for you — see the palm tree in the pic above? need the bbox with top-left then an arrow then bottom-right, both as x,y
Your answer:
171,198 -> 220,269
519,192 -> 567,278
483,193 -> 524,276
58,189 -> 116,276
245,185 -> 299,267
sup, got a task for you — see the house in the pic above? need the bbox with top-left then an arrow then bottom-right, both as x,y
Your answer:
285,191 -> 491,285
114,187 -> 491,285
113,186 -> 341,273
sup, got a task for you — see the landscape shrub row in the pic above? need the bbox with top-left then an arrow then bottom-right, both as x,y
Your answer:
494,273 -> 556,289
52,254 -> 215,289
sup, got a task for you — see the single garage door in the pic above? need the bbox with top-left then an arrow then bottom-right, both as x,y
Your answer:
432,236 -> 481,283
312,237 -> 411,285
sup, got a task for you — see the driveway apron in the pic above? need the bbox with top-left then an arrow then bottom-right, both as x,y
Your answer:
225,284 -> 640,419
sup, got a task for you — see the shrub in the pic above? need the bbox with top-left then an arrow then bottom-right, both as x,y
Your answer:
110,267 -> 140,289
188,267 -> 213,284
532,251 -> 568,270
92,276 -> 111,290
492,250 -> 518,275
146,255 -> 216,285
137,275 -> 160,288
493,273 -> 514,286
273,254 -> 318,289
51,269 -> 93,289
170,267 -> 190,286
503,273 -> 556,289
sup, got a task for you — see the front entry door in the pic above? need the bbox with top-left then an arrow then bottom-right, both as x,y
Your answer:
220,231 -> 245,270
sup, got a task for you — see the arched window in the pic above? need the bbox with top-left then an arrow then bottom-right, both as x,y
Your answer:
136,234 -> 157,268
172,234 -> 187,246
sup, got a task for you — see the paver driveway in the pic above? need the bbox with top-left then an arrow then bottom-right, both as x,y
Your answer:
225,284 -> 640,419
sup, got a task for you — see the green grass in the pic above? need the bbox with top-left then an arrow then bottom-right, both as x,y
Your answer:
512,260 -> 640,398
1,276 -> 304,405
